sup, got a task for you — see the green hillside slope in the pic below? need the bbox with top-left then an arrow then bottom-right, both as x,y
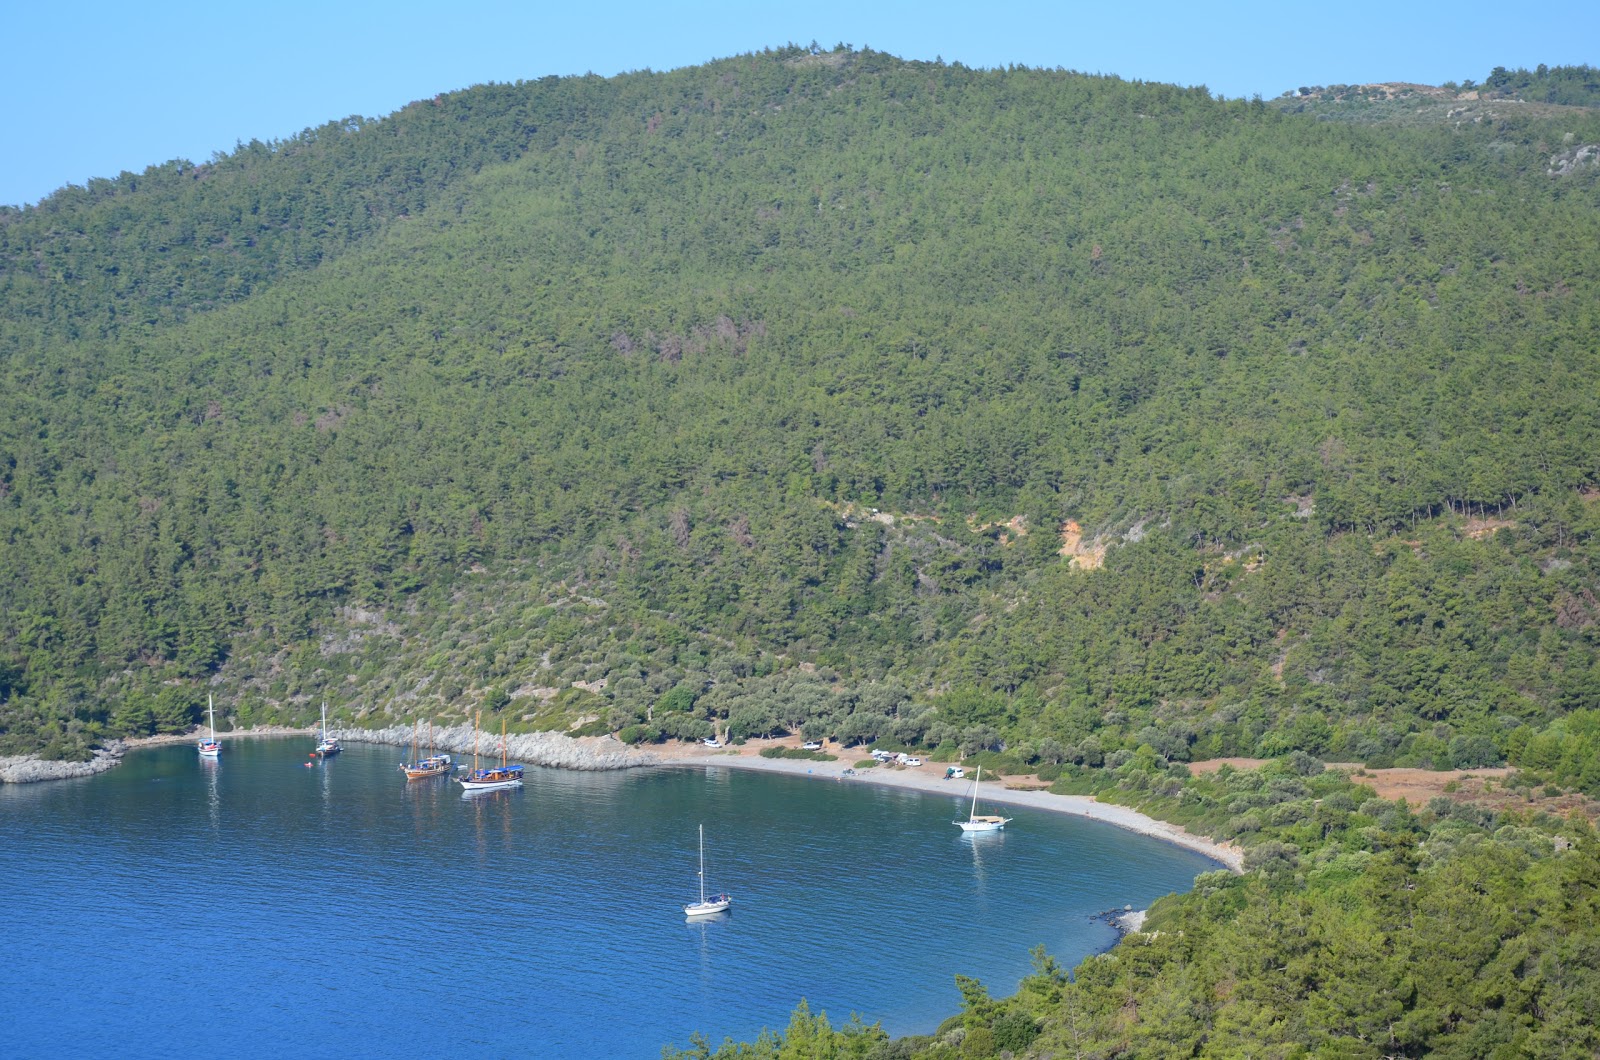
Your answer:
7,44 -> 1600,1057
4,47 -> 1598,768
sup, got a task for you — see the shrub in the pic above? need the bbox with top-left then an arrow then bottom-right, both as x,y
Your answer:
39,736 -> 93,763
618,724 -> 661,745
759,747 -> 836,761
1243,840 -> 1301,876
1283,751 -> 1325,777
991,1011 -> 1040,1052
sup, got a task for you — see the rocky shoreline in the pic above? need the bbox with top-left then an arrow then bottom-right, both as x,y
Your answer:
1093,905 -> 1149,937
0,743 -> 128,784
341,724 -> 658,771
0,724 -> 655,785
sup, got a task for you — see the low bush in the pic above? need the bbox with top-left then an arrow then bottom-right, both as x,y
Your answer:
618,724 -> 661,745
759,746 -> 839,761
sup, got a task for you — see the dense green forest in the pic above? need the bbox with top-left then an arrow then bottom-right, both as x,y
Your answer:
4,45 -> 1600,1055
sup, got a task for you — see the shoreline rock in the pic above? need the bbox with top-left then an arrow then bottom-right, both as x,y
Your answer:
0,741 -> 126,784
340,724 -> 658,771
1093,905 -> 1148,938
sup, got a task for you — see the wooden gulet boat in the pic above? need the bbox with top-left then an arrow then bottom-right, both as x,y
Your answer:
401,719 -> 453,779
457,712 -> 523,793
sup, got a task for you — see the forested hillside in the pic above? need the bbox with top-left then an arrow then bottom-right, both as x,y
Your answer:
6,43 -> 1600,1056
5,46 -> 1598,773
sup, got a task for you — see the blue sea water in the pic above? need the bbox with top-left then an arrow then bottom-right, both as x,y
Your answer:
0,740 -> 1218,1057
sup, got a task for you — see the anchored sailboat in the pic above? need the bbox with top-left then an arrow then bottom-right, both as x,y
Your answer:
315,700 -> 341,757
954,765 -> 1011,832
400,719 -> 453,779
683,824 -> 731,917
196,694 -> 222,758
457,712 -> 523,793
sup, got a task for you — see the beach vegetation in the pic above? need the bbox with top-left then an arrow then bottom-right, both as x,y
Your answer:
758,746 -> 837,762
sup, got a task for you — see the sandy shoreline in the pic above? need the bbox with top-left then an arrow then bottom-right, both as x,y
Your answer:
651,740 -> 1243,872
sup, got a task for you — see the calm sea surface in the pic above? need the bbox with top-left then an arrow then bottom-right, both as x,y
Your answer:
0,740 -> 1217,1057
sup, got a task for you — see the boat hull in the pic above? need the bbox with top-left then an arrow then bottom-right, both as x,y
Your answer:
197,742 -> 221,758
955,817 -> 1009,832
403,755 -> 454,781
458,768 -> 524,793
459,779 -> 523,793
684,897 -> 731,917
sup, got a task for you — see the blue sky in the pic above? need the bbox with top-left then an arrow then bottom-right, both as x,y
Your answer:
5,0 -> 1596,207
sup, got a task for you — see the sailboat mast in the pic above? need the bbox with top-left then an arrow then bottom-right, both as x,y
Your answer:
698,823 -> 708,904
412,719 -> 419,762
971,766 -> 981,820
500,716 -> 507,768
473,710 -> 481,772
208,694 -> 216,741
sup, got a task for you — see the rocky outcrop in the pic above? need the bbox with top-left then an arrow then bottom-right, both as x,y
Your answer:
1549,144 -> 1599,177
0,741 -> 126,783
341,724 -> 657,770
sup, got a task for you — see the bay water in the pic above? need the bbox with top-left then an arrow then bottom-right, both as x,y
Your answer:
0,740 -> 1217,1056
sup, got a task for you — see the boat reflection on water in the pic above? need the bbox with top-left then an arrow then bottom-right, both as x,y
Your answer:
960,825 -> 1003,896
201,755 -> 221,833
460,784 -> 523,802
465,781 -> 519,860
684,905 -> 728,993
958,827 -> 1006,846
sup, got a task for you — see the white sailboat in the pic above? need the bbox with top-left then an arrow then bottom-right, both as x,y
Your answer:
457,712 -> 523,793
954,765 -> 1011,832
196,694 -> 222,758
683,824 -> 731,917
315,700 -> 341,756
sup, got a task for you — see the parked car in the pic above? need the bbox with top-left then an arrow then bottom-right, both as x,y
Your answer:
703,737 -> 722,748
903,756 -> 924,767
802,741 -> 823,751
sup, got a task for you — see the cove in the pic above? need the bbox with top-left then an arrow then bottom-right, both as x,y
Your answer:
0,739 -> 1219,1056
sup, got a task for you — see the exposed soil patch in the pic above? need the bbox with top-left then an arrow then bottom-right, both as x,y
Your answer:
1189,758 -> 1598,820
1345,766 -> 1510,802
1187,757 -> 1269,774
